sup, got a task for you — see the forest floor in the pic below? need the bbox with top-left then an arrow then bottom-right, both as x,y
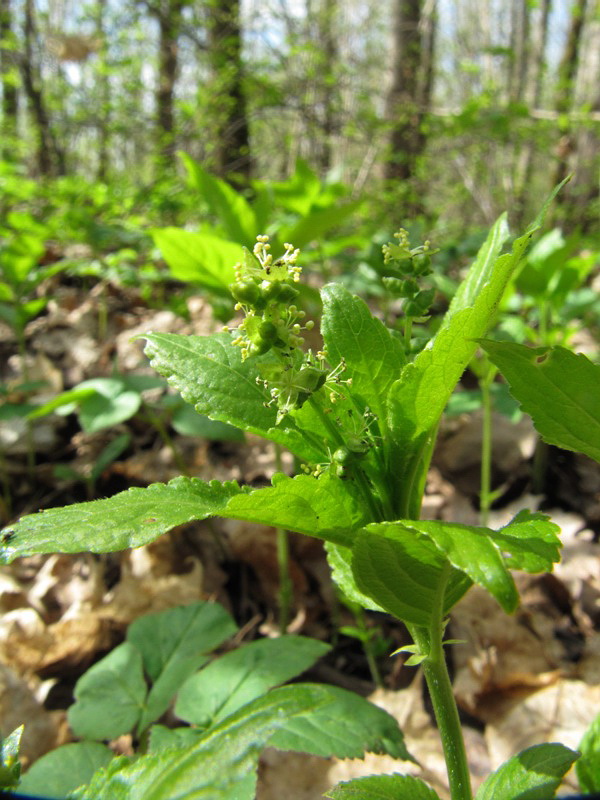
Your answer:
1,275 -> 599,799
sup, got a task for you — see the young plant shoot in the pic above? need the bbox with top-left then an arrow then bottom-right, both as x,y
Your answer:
1,182 -> 589,800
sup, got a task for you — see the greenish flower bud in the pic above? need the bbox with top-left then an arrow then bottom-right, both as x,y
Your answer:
230,280 -> 261,306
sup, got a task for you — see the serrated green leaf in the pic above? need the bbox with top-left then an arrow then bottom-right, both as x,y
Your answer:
68,643 -> 147,740
142,332 -> 327,462
270,683 -> 413,761
321,284 -> 406,433
151,227 -> 239,292
351,524 -> 472,626
175,635 -> 329,726
387,215 -> 542,518
325,773 -> 440,799
18,742 -> 113,799
0,477 -> 244,562
446,212 -> 510,320
223,472 -> 369,547
325,542 -> 385,612
576,712 -> 600,792
475,742 -> 578,800
147,725 -> 202,754
127,601 -> 238,733
479,341 -> 600,464
77,684 -> 332,800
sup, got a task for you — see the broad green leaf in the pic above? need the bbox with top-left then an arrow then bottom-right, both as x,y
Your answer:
151,228 -> 239,292
479,341 -> 600,463
326,773 -> 440,800
354,512 -> 561,621
142,332 -> 327,463
270,684 -> 413,761
68,643 -> 147,740
175,636 -> 330,726
475,742 -> 578,800
384,189 -> 564,519
576,712 -> 600,792
147,726 -> 202,754
321,284 -> 406,432
76,379 -> 142,433
0,477 -> 244,562
77,684 -> 332,800
446,212 -> 510,321
223,472 -> 369,547
127,602 -> 238,733
282,201 -> 361,249
18,742 -> 113,799
180,153 -> 258,246
351,524 -> 472,626
325,542 -> 386,613
0,726 -> 22,789
170,404 -> 244,441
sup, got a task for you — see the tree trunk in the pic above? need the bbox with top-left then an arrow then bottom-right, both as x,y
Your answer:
155,1 -> 182,170
384,0 -> 436,213
0,0 -> 19,158
553,0 -> 588,191
94,0 -> 110,182
316,0 -> 338,173
21,0 -> 64,176
206,0 -> 252,187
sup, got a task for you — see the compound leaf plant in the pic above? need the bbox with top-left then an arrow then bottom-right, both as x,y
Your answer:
0,180 -> 585,799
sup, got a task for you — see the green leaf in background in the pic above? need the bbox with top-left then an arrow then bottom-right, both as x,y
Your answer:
151,227 -> 239,293
175,636 -> 330,726
474,742 -> 578,800
576,712 -> 600,793
269,684 -> 413,761
180,153 -> 258,246
351,523 -> 472,626
0,477 -> 244,562
321,283 -> 406,434
282,200 -> 361,250
76,684 -> 332,800
170,403 -> 244,441
68,642 -> 147,740
223,472 -> 369,547
0,725 -> 22,789
127,601 -> 238,733
326,773 -> 440,800
18,742 -> 113,799
479,340 -> 600,463
142,332 -> 327,463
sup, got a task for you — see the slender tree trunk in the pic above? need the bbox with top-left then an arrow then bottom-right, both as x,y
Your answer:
206,0 -> 252,187
156,1 -> 182,170
317,0 -> 338,173
21,0 -> 64,176
384,0 -> 436,214
553,0 -> 588,191
0,0 -> 19,159
95,0 -> 110,181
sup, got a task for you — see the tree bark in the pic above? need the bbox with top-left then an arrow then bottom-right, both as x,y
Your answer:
205,0 -> 252,187
0,0 -> 19,158
21,0 -> 64,176
384,0 -> 436,213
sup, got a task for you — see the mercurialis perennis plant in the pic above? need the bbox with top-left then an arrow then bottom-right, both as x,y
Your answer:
4,178 -> 599,800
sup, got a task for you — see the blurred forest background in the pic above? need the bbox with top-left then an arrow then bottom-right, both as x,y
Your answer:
1,0 -> 599,232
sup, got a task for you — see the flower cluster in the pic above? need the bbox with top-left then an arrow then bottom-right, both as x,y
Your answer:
381,229 -> 436,318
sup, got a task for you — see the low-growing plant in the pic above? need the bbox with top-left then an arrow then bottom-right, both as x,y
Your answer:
11,600 -> 407,799
3,178 -> 600,799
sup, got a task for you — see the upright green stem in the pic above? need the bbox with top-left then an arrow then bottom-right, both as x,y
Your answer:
274,445 -> 293,633
410,563 -> 473,800
479,372 -> 493,527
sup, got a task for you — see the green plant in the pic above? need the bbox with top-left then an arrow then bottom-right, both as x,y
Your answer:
12,601 -> 408,799
3,180 -> 600,798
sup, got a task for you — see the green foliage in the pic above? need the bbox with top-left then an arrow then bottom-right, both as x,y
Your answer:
576,712 -> 600,793
0,725 -> 22,789
474,743 -> 578,800
480,341 -> 600,463
326,773 -> 441,799
3,186 -> 589,799
17,601 -> 407,799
